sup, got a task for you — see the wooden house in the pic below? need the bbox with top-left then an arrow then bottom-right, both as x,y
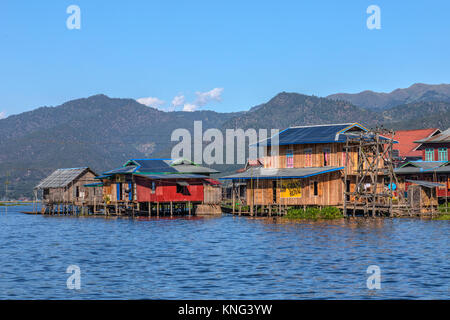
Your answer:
98,158 -> 221,215
221,123 -> 391,212
221,159 -> 264,204
395,128 -> 450,202
35,167 -> 102,213
395,161 -> 450,200
406,180 -> 443,214
392,128 -> 440,165
415,128 -> 450,162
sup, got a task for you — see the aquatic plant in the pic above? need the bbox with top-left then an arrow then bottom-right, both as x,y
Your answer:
432,214 -> 450,220
285,206 -> 343,220
0,202 -> 25,207
438,203 -> 450,213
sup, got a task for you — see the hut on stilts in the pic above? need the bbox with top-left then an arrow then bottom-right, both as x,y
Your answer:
34,167 -> 102,215
96,158 -> 222,216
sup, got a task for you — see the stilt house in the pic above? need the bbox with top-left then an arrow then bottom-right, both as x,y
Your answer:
97,158 -> 221,215
221,123 -> 391,211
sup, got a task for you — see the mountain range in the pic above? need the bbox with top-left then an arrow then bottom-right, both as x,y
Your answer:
327,83 -> 450,110
1,83 -> 449,199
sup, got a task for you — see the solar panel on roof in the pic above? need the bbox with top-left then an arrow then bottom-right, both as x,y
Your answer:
104,166 -> 137,174
258,123 -> 366,146
279,124 -> 351,144
134,159 -> 177,173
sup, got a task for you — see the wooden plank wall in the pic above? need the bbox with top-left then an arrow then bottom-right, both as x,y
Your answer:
245,171 -> 343,206
45,171 -> 99,204
265,143 -> 384,175
203,185 -> 222,204
265,143 -> 358,171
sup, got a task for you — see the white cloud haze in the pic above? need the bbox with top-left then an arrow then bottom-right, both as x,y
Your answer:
181,87 -> 224,112
0,111 -> 6,119
171,94 -> 185,107
182,103 -> 198,112
136,97 -> 165,109
137,88 -> 223,112
195,87 -> 223,106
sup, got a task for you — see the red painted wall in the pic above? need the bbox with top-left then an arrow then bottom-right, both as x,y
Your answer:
420,143 -> 450,161
135,176 -> 204,202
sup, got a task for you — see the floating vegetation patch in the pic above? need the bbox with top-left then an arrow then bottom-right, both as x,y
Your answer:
285,206 -> 343,220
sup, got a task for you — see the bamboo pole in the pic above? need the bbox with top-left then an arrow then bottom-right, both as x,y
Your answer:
232,181 -> 235,215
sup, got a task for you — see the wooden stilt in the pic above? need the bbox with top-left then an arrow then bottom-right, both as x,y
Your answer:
232,181 -> 236,215
278,178 -> 282,216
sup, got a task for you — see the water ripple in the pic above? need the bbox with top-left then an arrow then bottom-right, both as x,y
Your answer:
0,205 -> 448,299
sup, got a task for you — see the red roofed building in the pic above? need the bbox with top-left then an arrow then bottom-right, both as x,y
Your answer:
393,128 -> 441,164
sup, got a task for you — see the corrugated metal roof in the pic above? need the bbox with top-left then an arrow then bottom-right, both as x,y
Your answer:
134,173 -> 209,180
395,161 -> 449,174
35,167 -> 90,189
415,128 -> 450,144
134,159 -> 177,173
393,128 -> 440,158
170,164 -> 219,174
100,158 -> 219,177
432,164 -> 450,173
104,165 -> 138,174
220,166 -> 344,180
169,158 -> 195,166
205,178 -> 221,185
394,167 -> 423,174
406,180 -> 445,188
166,159 -> 219,174
256,123 -> 366,146
400,161 -> 446,170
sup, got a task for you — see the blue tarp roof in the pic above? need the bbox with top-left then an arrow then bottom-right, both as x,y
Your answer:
256,123 -> 368,146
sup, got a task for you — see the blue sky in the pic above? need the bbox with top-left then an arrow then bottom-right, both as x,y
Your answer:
1,0 -> 450,117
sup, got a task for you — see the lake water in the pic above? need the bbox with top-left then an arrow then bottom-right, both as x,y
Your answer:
0,205 -> 448,299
